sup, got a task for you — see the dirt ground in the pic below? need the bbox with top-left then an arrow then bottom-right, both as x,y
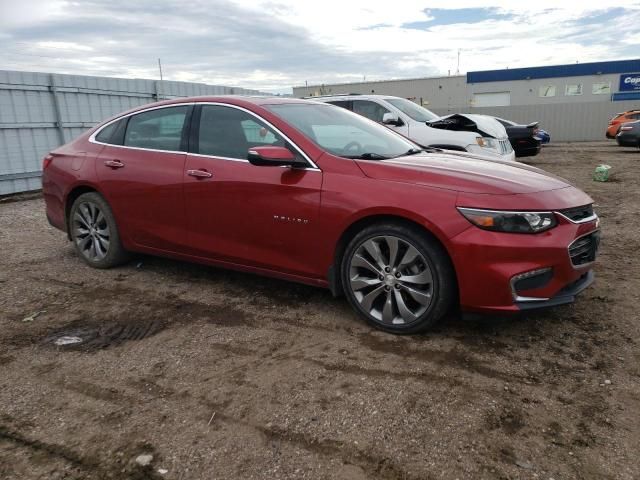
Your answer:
0,142 -> 639,480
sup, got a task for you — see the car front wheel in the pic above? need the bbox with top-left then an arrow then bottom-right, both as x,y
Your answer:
341,223 -> 455,334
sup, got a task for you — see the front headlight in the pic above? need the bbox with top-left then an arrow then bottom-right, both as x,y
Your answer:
458,207 -> 557,233
476,137 -> 498,149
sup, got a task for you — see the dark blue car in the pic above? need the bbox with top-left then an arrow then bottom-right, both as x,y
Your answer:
536,129 -> 551,144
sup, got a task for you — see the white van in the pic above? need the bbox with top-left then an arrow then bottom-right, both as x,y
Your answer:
312,94 -> 515,161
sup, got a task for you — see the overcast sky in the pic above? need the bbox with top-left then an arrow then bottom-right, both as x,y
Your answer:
2,0 -> 640,94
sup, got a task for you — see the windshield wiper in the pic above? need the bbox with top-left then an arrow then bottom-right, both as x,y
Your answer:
391,147 -> 429,158
404,148 -> 423,155
343,152 -> 390,160
404,146 -> 444,156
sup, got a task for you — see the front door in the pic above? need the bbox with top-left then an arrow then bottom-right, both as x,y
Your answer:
183,104 -> 322,277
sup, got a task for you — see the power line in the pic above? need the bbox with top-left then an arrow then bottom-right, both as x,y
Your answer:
10,41 -> 96,53
2,50 -> 69,60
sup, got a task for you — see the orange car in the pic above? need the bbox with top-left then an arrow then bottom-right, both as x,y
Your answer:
607,110 -> 640,138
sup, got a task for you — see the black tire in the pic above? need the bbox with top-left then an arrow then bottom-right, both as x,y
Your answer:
69,192 -> 130,268
340,222 -> 456,334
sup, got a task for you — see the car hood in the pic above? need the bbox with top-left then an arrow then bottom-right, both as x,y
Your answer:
427,113 -> 507,139
357,151 -> 573,195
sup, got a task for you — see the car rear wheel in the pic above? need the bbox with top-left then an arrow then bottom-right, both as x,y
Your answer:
69,192 -> 129,268
341,223 -> 455,334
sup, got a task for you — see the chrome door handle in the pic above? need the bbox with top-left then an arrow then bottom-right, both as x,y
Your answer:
187,169 -> 213,179
104,159 -> 125,169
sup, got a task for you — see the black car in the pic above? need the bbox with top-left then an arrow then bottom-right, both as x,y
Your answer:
616,120 -> 640,148
495,117 -> 542,158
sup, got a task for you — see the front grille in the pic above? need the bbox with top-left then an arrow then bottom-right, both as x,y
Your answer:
569,231 -> 600,266
559,204 -> 594,222
498,139 -> 513,154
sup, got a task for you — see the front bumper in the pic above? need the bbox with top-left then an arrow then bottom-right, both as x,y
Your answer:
515,271 -> 593,311
616,132 -> 639,147
449,214 -> 599,314
513,141 -> 542,158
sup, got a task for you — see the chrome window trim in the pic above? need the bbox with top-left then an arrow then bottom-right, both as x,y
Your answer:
187,151 -> 321,172
195,102 -> 319,170
88,101 -> 320,171
89,102 -> 194,154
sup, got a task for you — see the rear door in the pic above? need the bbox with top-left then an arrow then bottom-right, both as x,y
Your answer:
183,104 -> 322,277
95,104 -> 192,252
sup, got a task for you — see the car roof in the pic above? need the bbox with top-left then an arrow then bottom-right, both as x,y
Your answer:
128,95 -> 320,112
93,95 -> 331,128
307,94 -> 400,101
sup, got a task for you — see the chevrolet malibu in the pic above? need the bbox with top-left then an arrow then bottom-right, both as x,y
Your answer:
42,97 -> 600,334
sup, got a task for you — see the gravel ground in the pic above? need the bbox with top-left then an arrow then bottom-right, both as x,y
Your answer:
0,142 -> 639,480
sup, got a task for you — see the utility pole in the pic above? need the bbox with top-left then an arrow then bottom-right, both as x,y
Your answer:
156,59 -> 164,101
456,49 -> 461,75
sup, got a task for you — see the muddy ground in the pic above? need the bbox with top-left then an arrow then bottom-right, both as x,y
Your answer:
0,142 -> 639,480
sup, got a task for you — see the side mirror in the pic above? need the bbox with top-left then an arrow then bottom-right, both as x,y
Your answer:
247,146 -> 306,168
382,112 -> 403,126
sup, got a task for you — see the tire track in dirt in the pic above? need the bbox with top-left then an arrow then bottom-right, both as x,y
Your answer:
195,397 -> 433,480
0,424 -> 164,480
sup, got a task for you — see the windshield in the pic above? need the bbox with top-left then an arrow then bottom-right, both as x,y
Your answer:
266,103 -> 418,159
384,98 -> 439,122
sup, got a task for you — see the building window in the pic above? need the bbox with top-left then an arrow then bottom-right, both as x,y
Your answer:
539,85 -> 556,97
472,91 -> 511,107
592,82 -> 611,95
565,84 -> 583,96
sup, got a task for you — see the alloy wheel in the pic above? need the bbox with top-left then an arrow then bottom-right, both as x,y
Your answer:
73,201 -> 110,261
348,235 -> 434,325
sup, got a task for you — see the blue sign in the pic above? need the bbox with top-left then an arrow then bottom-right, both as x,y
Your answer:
620,73 -> 640,91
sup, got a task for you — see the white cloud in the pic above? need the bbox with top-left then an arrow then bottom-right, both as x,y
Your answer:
1,0 -> 639,92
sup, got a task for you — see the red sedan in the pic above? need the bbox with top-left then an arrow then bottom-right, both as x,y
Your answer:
42,97 -> 600,334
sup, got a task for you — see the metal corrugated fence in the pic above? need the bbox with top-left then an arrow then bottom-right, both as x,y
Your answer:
432,100 -> 640,143
0,70 -> 269,195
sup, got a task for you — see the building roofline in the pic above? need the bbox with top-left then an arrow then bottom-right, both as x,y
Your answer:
292,74 -> 465,90
293,58 -> 640,90
467,58 -> 640,83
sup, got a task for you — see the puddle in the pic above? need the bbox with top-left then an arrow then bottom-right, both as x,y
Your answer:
44,319 -> 166,351
53,336 -> 83,346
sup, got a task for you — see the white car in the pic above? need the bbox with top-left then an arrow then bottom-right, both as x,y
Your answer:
311,94 -> 515,162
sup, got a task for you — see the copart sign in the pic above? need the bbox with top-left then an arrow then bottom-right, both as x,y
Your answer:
620,73 -> 640,91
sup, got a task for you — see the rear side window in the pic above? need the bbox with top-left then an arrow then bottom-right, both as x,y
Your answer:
95,118 -> 126,145
124,106 -> 189,152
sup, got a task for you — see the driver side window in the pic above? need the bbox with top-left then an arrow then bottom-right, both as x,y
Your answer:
352,100 -> 391,123
197,105 -> 287,159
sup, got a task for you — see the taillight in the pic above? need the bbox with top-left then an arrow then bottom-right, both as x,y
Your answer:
42,154 -> 54,170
